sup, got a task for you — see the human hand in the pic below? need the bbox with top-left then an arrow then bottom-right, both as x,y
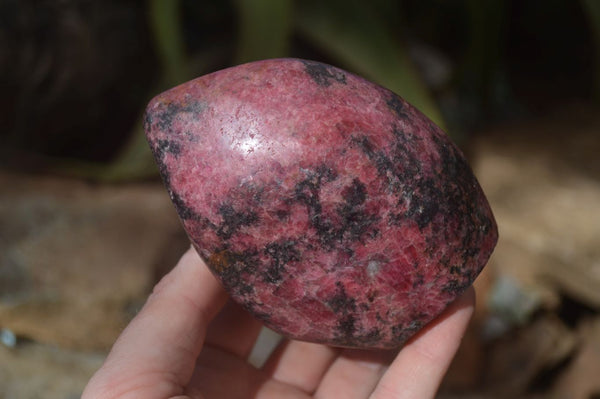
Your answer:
82,248 -> 475,399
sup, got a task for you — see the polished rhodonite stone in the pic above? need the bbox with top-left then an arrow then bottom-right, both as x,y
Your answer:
144,58 -> 498,349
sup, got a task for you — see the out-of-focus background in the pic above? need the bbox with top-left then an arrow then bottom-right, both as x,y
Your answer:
1,0 -> 599,397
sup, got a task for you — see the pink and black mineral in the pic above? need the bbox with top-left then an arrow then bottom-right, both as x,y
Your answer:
144,58 -> 498,349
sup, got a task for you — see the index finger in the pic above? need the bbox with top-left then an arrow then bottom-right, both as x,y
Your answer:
83,247 -> 228,399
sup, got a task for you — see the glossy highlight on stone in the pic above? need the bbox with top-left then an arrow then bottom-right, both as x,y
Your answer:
144,58 -> 498,349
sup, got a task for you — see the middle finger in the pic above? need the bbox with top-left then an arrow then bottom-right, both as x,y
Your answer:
263,340 -> 340,394
314,349 -> 394,399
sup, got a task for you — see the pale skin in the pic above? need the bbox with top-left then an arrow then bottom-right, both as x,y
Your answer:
83,248 -> 475,399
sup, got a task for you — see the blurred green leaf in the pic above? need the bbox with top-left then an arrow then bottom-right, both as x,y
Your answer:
236,0 -> 293,63
581,0 -> 600,101
149,0 -> 188,85
296,0 -> 445,130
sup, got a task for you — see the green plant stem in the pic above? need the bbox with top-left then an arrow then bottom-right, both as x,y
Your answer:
149,0 -> 188,85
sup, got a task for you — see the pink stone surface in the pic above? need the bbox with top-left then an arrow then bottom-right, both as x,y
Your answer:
144,58 -> 498,349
